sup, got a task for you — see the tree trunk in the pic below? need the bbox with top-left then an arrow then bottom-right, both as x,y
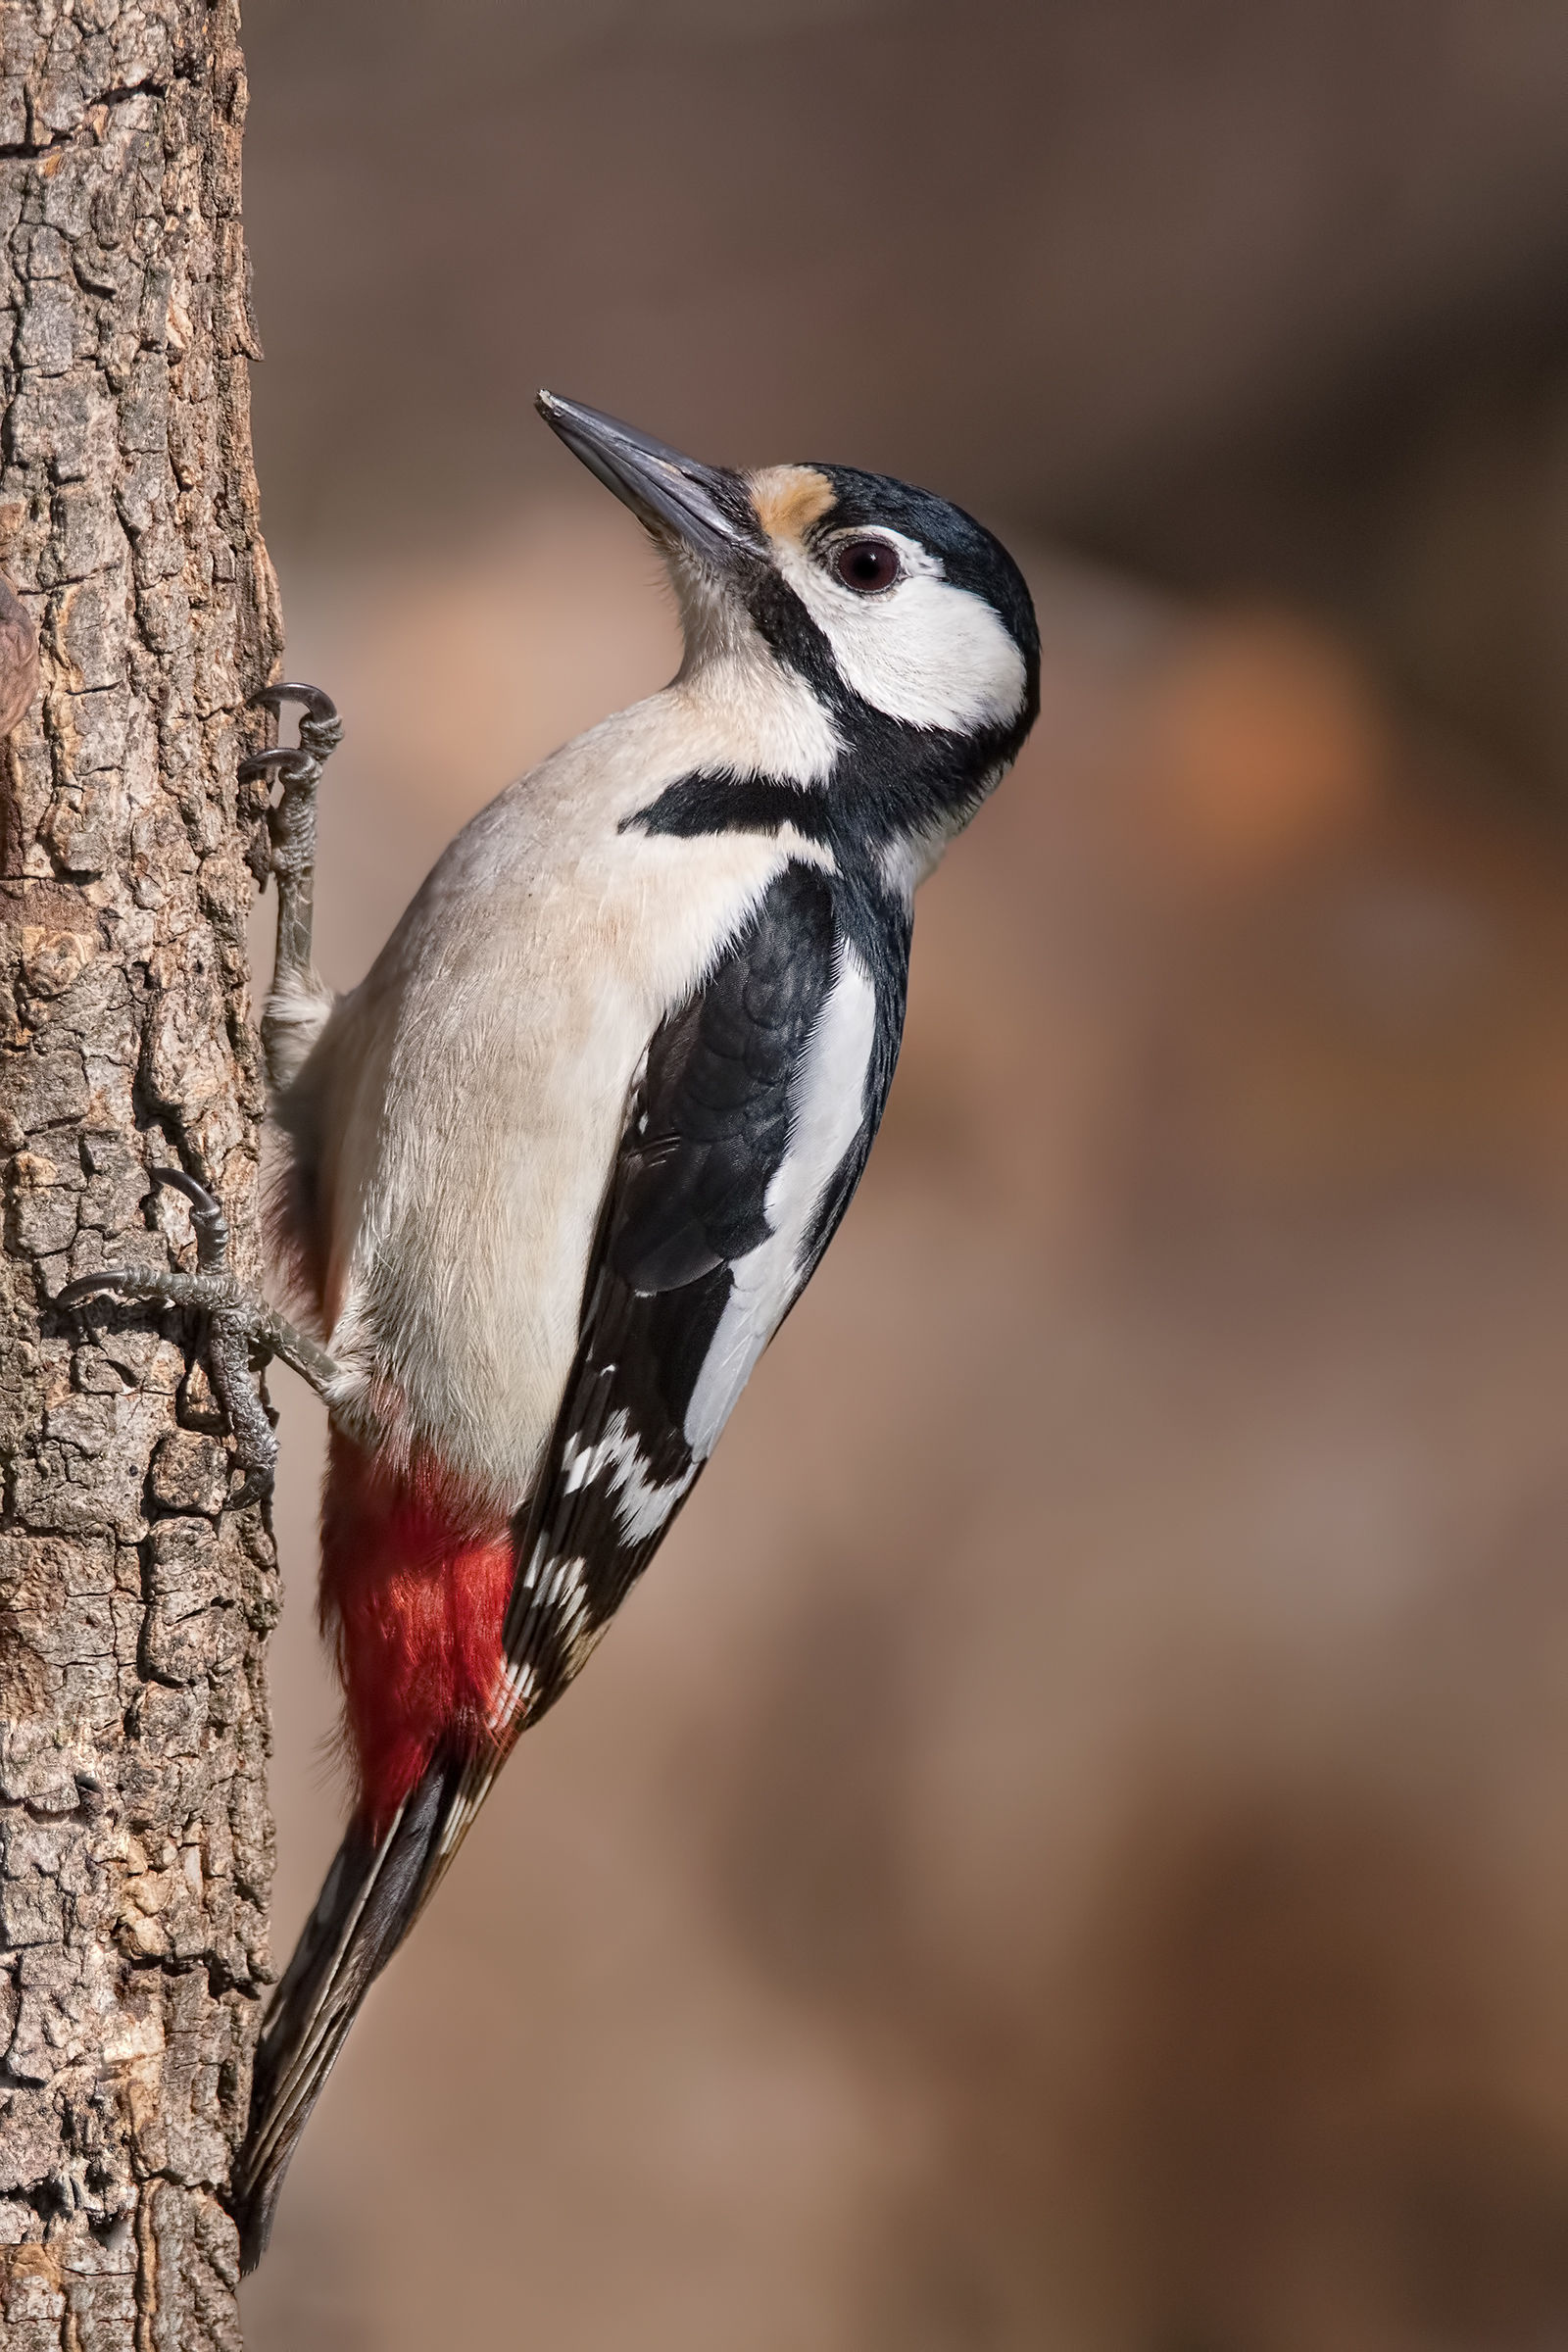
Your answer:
0,5 -> 282,2342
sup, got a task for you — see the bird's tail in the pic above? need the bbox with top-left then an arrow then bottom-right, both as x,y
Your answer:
231,1751 -> 474,2272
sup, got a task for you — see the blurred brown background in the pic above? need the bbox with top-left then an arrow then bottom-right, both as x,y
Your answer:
235,5 -> 1568,2345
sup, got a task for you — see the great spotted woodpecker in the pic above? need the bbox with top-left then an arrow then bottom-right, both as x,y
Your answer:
68,396 -> 1039,2265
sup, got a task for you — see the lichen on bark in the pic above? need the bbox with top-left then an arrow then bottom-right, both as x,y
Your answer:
0,3 -> 282,2342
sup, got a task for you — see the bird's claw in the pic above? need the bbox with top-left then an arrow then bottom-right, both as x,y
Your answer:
253,680 -> 343,761
239,681 -> 341,795
239,681 -> 340,923
63,1168 -> 280,1505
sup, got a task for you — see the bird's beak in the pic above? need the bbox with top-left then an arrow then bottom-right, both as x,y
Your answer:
536,392 -> 763,571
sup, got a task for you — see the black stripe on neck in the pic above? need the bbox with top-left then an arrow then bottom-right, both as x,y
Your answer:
620,771 -> 834,843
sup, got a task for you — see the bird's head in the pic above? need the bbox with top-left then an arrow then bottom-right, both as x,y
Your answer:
537,392 -> 1039,875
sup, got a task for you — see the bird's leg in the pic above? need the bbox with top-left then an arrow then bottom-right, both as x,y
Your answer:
239,682 -> 343,1093
60,1170 -> 357,1506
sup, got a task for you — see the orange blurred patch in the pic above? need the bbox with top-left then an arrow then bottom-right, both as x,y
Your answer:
1133,613 -> 1392,885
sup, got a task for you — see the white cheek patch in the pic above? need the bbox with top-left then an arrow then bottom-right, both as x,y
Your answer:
772,531 -> 1026,734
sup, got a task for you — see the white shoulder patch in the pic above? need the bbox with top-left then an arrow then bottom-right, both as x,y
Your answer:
683,945 -> 878,1459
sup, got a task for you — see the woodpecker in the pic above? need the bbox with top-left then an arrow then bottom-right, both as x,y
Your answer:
67,395 -> 1039,2267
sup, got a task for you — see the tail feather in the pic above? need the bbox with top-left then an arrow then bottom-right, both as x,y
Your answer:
233,1754 -> 467,2272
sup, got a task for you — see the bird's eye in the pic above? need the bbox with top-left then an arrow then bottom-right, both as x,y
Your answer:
832,538 -> 901,595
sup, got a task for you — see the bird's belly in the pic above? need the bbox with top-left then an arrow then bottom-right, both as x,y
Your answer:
322,972 -> 651,1508
382,1102 -> 625,1507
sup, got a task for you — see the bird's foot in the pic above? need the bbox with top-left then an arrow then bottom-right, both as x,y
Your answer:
61,1169 -> 344,1506
239,680 -> 341,882
240,683 -> 342,1031
240,677 -> 341,820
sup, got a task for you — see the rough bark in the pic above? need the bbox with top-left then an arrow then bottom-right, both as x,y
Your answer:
0,4 -> 282,2343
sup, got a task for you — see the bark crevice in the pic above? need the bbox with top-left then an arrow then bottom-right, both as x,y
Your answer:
0,82 -> 181,164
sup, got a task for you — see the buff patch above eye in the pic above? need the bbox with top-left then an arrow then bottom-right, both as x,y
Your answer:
749,464 -> 836,543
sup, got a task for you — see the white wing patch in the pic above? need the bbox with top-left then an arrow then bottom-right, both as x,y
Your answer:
684,945 -> 878,1459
